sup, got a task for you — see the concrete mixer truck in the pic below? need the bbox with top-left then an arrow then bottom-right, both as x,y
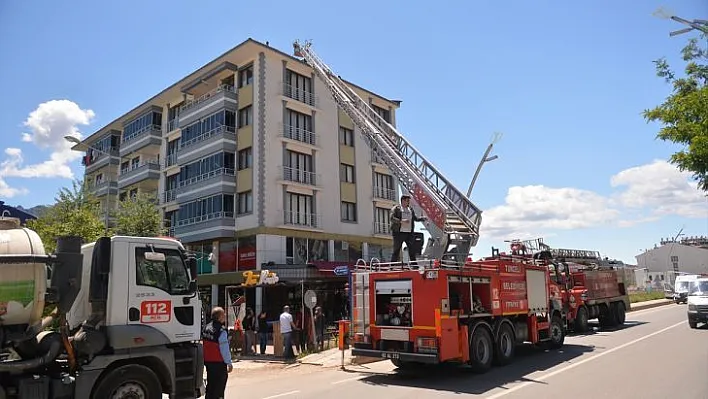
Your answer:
0,217 -> 204,399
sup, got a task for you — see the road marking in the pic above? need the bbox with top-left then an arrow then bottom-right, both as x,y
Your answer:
261,390 -> 300,399
486,320 -> 685,399
331,375 -> 366,385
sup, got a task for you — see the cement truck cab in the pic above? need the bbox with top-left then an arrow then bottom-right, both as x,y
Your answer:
0,218 -> 204,399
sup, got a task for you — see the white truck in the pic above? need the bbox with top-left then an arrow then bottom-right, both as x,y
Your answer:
687,277 -> 708,329
0,217 -> 205,399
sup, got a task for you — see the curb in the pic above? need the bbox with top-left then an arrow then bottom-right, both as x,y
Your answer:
628,299 -> 673,312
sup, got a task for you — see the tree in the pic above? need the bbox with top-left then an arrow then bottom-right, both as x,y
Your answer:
113,192 -> 163,237
643,35 -> 708,192
26,180 -> 106,253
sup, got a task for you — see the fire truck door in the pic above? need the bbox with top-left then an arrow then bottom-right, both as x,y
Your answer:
439,318 -> 460,360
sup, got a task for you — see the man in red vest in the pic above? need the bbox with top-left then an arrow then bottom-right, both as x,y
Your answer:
203,307 -> 233,399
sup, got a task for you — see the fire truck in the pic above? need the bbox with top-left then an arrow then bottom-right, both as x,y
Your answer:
507,238 -> 631,333
292,41 -> 567,372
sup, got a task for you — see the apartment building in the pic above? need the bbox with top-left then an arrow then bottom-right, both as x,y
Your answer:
77,38 -> 402,308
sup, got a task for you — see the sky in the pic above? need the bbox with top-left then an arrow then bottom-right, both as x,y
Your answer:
0,0 -> 706,264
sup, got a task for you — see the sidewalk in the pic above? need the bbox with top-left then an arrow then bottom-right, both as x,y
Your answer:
629,298 -> 672,312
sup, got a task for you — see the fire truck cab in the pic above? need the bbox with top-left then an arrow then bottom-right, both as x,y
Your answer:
350,256 -> 566,373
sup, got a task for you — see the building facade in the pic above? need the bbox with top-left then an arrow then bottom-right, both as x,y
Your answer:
635,239 -> 708,282
76,39 -> 401,312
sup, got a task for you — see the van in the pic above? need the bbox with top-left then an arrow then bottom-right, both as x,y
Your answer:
687,277 -> 708,329
674,274 -> 701,304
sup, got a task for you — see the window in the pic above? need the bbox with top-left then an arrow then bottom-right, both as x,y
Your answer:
285,192 -> 314,226
286,150 -> 313,171
180,110 -> 236,145
177,194 -> 235,224
238,66 -> 253,88
340,164 -> 355,183
238,148 -> 253,170
341,202 -> 357,222
372,105 -> 391,123
135,247 -> 191,295
238,106 -> 252,128
179,152 -> 236,185
129,188 -> 138,199
123,111 -> 162,142
339,127 -> 354,147
119,192 -> 128,201
238,191 -> 253,215
373,172 -> 395,200
285,109 -> 313,131
375,207 -> 390,234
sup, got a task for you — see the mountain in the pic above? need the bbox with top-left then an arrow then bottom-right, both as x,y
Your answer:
15,205 -> 51,218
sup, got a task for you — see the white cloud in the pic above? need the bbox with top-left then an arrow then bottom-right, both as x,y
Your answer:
482,160 -> 707,239
0,100 -> 95,197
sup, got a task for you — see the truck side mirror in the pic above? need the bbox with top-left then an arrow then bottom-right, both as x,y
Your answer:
187,257 -> 198,280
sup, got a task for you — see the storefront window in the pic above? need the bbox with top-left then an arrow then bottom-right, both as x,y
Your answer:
287,237 -> 329,264
368,243 -> 392,262
219,237 -> 257,272
186,243 -> 213,274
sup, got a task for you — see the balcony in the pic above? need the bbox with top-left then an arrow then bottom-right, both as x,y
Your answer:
282,83 -> 317,108
161,189 -> 176,205
166,119 -> 179,133
120,125 -> 161,156
88,181 -> 118,197
283,211 -> 321,229
118,160 -> 161,189
83,148 -> 119,174
178,85 -> 238,127
281,124 -> 317,147
174,211 -> 236,242
163,153 -> 178,169
176,168 -> 236,203
373,186 -> 396,201
177,125 -> 237,165
280,166 -> 319,187
373,221 -> 391,235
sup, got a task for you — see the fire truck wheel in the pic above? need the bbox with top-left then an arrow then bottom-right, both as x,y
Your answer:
614,302 -> 626,326
492,322 -> 515,366
468,325 -> 493,373
93,364 -> 162,399
548,315 -> 565,349
574,306 -> 589,333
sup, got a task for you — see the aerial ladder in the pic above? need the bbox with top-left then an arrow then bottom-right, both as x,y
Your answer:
293,40 -> 483,263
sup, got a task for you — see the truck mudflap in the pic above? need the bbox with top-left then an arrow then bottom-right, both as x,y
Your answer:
351,348 -> 439,364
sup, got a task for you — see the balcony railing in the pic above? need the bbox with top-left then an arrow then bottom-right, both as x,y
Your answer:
164,153 -> 178,168
161,189 -> 176,204
283,211 -> 320,228
180,84 -> 236,114
179,125 -> 236,153
373,186 -> 396,201
178,168 -> 235,189
167,119 -> 179,133
176,211 -> 234,227
281,124 -> 317,146
122,124 -> 161,144
120,159 -> 161,176
374,222 -> 391,235
281,166 -> 318,186
82,148 -> 119,166
283,83 -> 317,107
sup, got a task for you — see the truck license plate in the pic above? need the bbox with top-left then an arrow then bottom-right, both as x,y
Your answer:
382,351 -> 400,359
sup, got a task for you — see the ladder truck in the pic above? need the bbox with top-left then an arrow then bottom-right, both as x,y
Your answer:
293,41 -> 567,372
506,238 -> 630,333
294,41 -> 482,265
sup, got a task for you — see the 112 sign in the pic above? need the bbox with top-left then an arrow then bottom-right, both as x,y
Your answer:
141,300 -> 172,323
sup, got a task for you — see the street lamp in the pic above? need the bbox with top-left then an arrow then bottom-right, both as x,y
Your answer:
653,8 -> 708,36
466,132 -> 502,198
64,135 -> 115,233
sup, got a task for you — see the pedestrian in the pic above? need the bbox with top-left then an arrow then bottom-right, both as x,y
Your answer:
389,194 -> 426,262
314,306 -> 325,351
243,307 -> 257,355
202,307 -> 233,399
279,305 -> 298,359
257,310 -> 269,355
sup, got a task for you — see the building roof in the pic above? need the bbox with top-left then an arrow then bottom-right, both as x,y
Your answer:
77,38 -> 401,148
0,201 -> 38,224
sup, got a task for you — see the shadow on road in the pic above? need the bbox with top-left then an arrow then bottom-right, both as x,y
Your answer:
356,343 -> 595,395
568,320 -> 648,337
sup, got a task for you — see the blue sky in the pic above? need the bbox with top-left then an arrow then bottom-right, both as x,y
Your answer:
0,0 -> 706,263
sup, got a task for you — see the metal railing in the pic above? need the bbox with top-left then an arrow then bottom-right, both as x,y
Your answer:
282,83 -> 316,107
283,211 -> 320,228
122,124 -> 160,144
373,186 -> 396,201
120,159 -> 161,176
83,147 -> 119,166
179,125 -> 236,152
161,189 -> 176,204
167,119 -> 179,133
178,168 -> 235,189
88,180 -> 117,191
180,84 -> 237,113
281,166 -> 318,186
281,124 -> 317,146
373,222 -> 391,235
176,211 -> 234,227
164,153 -> 178,168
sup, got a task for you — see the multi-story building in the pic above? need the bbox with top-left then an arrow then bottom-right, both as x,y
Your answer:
76,38 -> 401,314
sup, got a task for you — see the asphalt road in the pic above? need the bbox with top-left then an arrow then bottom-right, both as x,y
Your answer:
223,305 -> 708,399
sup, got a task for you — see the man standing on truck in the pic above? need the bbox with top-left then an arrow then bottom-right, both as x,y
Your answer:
390,194 -> 426,262
203,307 -> 234,399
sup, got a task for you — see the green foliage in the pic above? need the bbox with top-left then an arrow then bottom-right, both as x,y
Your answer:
644,35 -> 708,192
26,180 -> 106,253
113,192 -> 163,237
629,291 -> 666,303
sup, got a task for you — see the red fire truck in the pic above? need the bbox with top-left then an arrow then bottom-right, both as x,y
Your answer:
347,256 -> 566,372
507,238 -> 631,333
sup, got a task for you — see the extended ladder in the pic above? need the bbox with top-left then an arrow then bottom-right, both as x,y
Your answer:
293,40 -> 483,263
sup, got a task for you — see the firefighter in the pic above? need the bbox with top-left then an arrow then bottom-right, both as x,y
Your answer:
389,194 -> 426,262
203,307 -> 234,399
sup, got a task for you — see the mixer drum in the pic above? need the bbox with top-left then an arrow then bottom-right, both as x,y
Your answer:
0,217 -> 47,327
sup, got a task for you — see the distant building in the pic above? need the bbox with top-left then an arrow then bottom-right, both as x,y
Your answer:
635,237 -> 708,287
0,201 -> 37,225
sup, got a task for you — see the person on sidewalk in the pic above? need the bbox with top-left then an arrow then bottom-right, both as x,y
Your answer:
243,307 -> 257,355
279,306 -> 298,359
257,310 -> 269,355
389,194 -> 426,263
314,306 -> 325,351
202,307 -> 233,399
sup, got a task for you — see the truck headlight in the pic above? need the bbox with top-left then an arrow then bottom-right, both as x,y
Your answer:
688,304 -> 696,311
